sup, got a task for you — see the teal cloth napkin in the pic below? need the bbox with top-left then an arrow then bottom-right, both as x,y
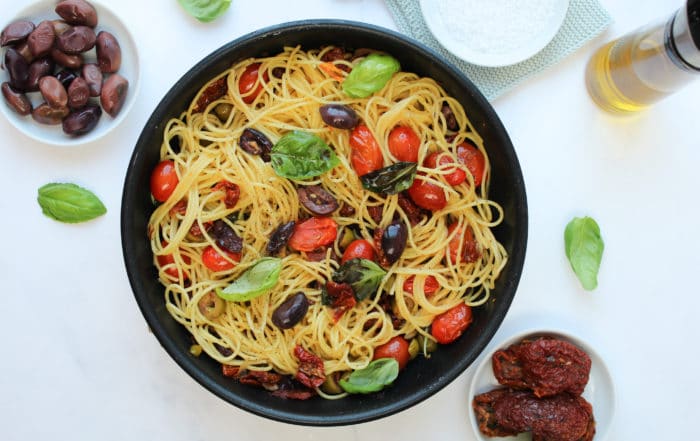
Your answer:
385,0 -> 613,100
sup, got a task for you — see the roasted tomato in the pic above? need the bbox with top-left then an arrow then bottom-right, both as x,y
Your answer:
447,222 -> 481,264
456,141 -> 485,187
403,275 -> 439,296
202,245 -> 241,272
288,217 -> 338,252
349,124 -> 383,176
431,303 -> 473,344
239,62 -> 268,104
407,175 -> 447,211
425,151 -> 466,186
373,336 -> 410,370
388,125 -> 420,163
341,239 -> 376,263
157,241 -> 191,281
150,160 -> 179,202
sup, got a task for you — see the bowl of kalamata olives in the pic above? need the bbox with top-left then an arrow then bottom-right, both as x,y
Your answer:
0,0 -> 139,146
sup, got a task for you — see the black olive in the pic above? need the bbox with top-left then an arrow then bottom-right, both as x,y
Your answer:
239,128 -> 273,161
381,221 -> 407,264
4,48 -> 29,90
271,292 -> 309,329
319,104 -> 359,129
441,103 -> 459,132
266,221 -> 295,255
297,185 -> 339,216
62,104 -> 101,135
209,219 -> 242,253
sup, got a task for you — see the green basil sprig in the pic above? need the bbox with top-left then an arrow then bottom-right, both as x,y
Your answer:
564,216 -> 604,291
343,54 -> 400,98
37,183 -> 107,223
178,0 -> 231,22
216,257 -> 282,301
270,131 -> 340,180
339,358 -> 399,394
360,162 -> 417,195
332,258 -> 386,301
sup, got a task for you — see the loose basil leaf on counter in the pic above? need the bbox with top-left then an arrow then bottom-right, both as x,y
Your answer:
342,53 -> 400,98
360,162 -> 417,195
339,358 -> 399,394
564,216 -> 604,291
270,131 -> 340,180
332,258 -> 387,301
177,0 -> 231,22
37,183 -> 107,223
216,257 -> 282,301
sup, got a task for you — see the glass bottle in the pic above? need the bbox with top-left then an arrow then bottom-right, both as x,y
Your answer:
585,0 -> 700,113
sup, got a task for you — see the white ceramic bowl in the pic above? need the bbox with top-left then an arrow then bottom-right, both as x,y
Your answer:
468,328 -> 615,440
420,0 -> 570,67
0,0 -> 140,146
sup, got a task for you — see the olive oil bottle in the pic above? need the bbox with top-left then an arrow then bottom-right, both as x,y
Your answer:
586,0 -> 700,113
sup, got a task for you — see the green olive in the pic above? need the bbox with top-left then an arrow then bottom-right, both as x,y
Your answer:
417,334 -> 438,356
320,372 -> 346,394
197,291 -> 225,319
408,338 -> 420,360
214,102 -> 233,122
338,227 -> 356,249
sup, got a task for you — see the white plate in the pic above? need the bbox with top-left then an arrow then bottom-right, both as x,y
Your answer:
468,328 -> 615,440
0,0 -> 140,146
420,0 -> 570,67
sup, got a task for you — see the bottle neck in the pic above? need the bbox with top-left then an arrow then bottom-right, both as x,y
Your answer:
671,5 -> 700,70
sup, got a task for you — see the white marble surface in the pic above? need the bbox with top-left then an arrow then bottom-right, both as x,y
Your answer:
1,0 -> 699,440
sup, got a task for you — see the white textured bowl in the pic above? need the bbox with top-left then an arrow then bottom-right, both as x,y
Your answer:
420,0 -> 570,67
0,0 -> 140,146
468,328 -> 615,440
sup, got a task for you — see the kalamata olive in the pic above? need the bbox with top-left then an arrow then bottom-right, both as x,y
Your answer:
319,104 -> 359,129
441,103 -> 459,131
100,73 -> 128,117
1,20 -> 35,46
56,25 -> 95,54
62,104 -> 101,135
266,221 -> 295,255
55,0 -> 98,28
27,20 -> 55,57
25,57 -> 55,92
32,103 -> 69,125
55,69 -> 78,89
197,291 -> 225,320
50,47 -> 83,69
381,220 -> 408,264
1,82 -> 32,115
271,67 -> 285,78
51,20 -> 72,36
214,102 -> 233,122
96,31 -> 121,73
81,63 -> 102,96
39,76 -> 68,109
67,77 -> 89,109
297,185 -> 339,216
209,219 -> 243,254
4,48 -> 29,90
14,42 -> 34,63
239,128 -> 272,160
271,292 -> 309,329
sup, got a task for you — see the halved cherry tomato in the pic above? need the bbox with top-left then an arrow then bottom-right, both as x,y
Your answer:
341,239 -> 376,263
388,126 -> 420,163
431,303 -> 473,344
447,222 -> 481,264
349,124 -> 383,176
456,142 -> 485,187
288,217 -> 338,252
202,245 -> 241,272
373,336 -> 410,370
239,62 -> 268,104
403,275 -> 439,296
157,241 -> 191,281
150,160 -> 179,202
407,175 -> 447,211
425,151 -> 466,186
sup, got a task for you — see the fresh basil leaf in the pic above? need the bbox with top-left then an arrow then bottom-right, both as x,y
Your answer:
177,0 -> 231,22
564,216 -> 604,291
332,258 -> 386,301
37,183 -> 106,223
342,53 -> 400,98
339,358 -> 399,394
216,257 -> 282,301
270,131 -> 340,180
360,162 -> 417,195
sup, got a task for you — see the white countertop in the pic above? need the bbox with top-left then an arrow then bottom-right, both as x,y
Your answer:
2,0 -> 699,439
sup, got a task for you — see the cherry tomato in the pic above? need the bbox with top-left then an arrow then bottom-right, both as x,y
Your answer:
403,275 -> 439,296
239,62 -> 268,104
447,223 -> 480,264
150,160 -> 179,202
157,241 -> 191,281
388,126 -> 420,163
341,239 -> 376,263
424,151 -> 466,186
456,142 -> 485,187
431,303 -> 473,344
288,217 -> 338,252
202,245 -> 241,272
407,175 -> 447,211
349,124 -> 383,176
373,336 -> 411,370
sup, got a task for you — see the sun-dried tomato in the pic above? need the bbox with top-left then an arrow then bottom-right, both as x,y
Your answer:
237,370 -> 284,387
397,192 -> 427,226
221,364 -> 240,377
193,76 -> 228,113
294,345 -> 325,389
324,281 -> 357,322
212,180 -> 240,209
169,199 -> 187,216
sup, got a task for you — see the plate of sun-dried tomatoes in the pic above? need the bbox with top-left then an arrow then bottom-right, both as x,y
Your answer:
468,329 -> 615,441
